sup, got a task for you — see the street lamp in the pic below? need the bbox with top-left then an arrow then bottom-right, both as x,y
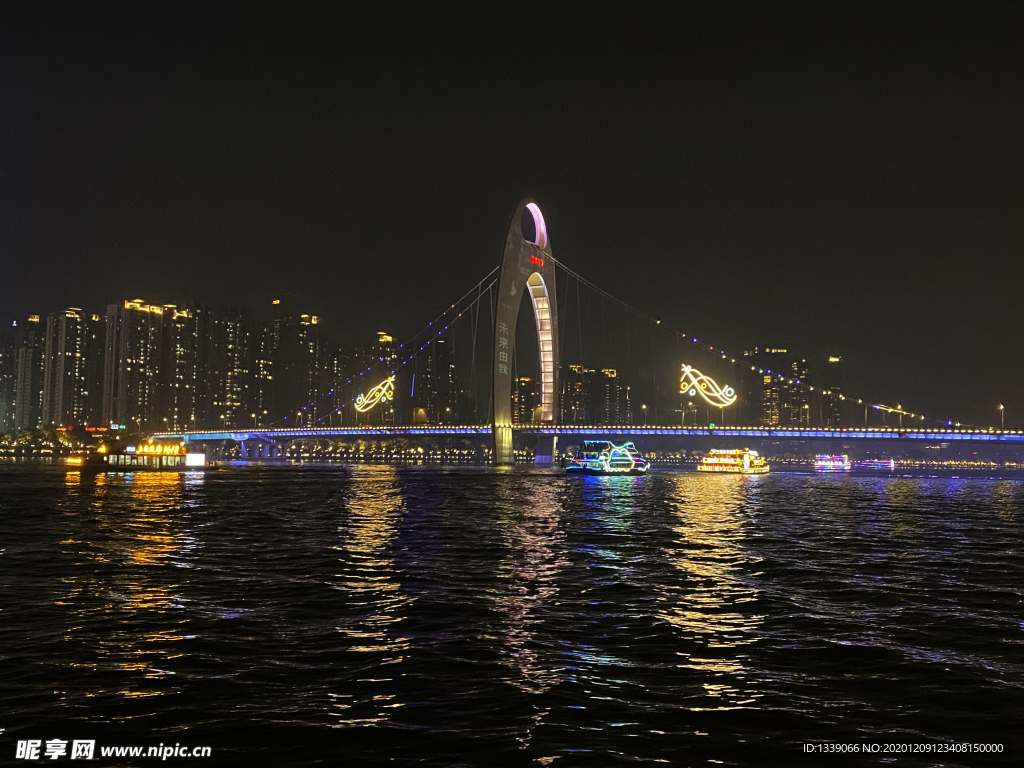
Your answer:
641,403 -> 647,426
252,413 -> 257,429
999,403 -> 1004,430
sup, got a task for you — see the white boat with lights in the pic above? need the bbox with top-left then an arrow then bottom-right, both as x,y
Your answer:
857,459 -> 895,470
565,441 -> 649,476
698,448 -> 768,474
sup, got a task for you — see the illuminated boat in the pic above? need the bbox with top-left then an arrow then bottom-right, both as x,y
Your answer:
565,441 -> 649,476
698,448 -> 768,474
857,459 -> 895,470
65,441 -> 207,472
814,454 -> 852,472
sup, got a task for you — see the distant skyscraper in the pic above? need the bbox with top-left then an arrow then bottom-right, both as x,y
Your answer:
260,298 -> 324,426
160,306 -> 199,432
0,326 -> 16,431
434,338 -> 457,423
596,369 -> 631,425
743,348 -> 809,426
822,355 -> 843,426
13,315 -> 45,430
103,300 -> 166,430
782,357 -> 811,426
41,309 -> 105,427
410,339 -> 442,425
195,308 -> 251,430
743,348 -> 787,426
561,365 -> 592,425
251,319 -> 275,424
512,376 -> 537,423
560,365 -> 631,425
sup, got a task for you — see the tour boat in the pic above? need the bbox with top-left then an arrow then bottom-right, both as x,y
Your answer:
698,448 -> 769,474
565,441 -> 649,476
857,459 -> 895,470
814,454 -> 852,472
65,441 -> 207,472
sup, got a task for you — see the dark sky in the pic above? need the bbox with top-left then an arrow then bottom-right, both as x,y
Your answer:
1,3 -> 1020,427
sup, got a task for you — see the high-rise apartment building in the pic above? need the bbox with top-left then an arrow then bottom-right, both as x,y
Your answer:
13,315 -> 45,430
251,319 -> 275,424
259,298 -> 324,426
596,369 -> 630,425
743,348 -> 810,427
103,300 -> 166,430
195,308 -> 250,430
781,357 -> 811,426
41,309 -> 105,427
822,355 -> 843,427
0,325 -> 18,432
560,365 -> 631,425
561,365 -> 592,425
512,376 -> 537,423
160,306 -> 199,432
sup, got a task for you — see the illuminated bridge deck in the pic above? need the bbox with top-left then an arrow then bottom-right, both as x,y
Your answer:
152,426 -> 1024,443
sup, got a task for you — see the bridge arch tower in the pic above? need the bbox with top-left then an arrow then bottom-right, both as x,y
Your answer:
492,199 -> 560,465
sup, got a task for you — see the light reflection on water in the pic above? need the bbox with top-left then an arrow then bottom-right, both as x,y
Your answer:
329,466 -> 413,726
55,472 -> 189,704
3,466 -> 1021,764
496,477 -> 570,694
492,476 -> 570,751
658,474 -> 765,711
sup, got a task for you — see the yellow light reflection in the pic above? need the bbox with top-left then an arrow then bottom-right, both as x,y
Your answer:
55,473 -> 188,702
658,474 -> 765,710
330,466 -> 413,726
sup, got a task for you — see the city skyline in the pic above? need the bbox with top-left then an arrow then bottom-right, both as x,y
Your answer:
6,285 -> 984,435
1,5 -> 1020,427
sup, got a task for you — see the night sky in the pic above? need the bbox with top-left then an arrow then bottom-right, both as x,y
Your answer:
1,3 -> 1020,427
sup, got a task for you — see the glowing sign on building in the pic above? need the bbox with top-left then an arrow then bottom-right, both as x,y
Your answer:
131,441 -> 186,455
680,364 -> 737,407
355,375 -> 396,413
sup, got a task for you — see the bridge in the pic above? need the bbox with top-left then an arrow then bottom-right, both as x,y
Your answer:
152,199 -> 1016,465
153,425 -> 1024,461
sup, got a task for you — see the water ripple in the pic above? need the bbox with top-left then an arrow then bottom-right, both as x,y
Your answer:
0,465 -> 1021,765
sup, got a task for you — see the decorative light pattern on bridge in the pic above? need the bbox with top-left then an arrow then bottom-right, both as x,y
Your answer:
355,375 -> 396,412
680,365 -> 737,407
552,257 -> 955,426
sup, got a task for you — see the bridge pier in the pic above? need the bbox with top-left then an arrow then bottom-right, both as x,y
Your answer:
494,425 -> 514,466
230,438 -> 293,461
534,434 -> 558,466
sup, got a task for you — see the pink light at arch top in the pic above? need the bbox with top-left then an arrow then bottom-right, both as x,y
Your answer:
525,202 -> 548,249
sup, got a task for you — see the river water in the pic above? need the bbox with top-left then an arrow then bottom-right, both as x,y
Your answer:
1,464 -> 1021,766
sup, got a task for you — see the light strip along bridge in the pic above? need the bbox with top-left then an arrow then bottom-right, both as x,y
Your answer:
155,426 -> 1024,443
